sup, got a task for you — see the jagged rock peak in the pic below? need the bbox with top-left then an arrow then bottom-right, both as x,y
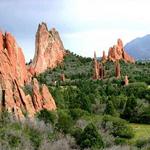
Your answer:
108,38 -> 135,63
29,22 -> 65,75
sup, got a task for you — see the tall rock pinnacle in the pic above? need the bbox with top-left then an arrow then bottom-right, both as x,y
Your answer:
93,51 -> 99,79
115,61 -> 121,78
29,22 -> 65,75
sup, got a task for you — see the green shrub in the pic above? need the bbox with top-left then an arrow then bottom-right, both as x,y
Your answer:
23,84 -> 33,96
112,119 -> 134,139
102,115 -> 134,139
36,109 -> 57,125
8,134 -> 21,148
28,128 -> 42,149
56,110 -> 73,134
70,108 -> 85,120
114,137 -> 127,145
71,127 -> 82,143
121,95 -> 139,122
124,82 -> 147,98
79,123 -> 104,149
104,100 -> 117,116
136,138 -> 150,148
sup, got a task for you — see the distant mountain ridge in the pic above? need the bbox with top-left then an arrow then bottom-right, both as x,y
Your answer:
124,34 -> 150,60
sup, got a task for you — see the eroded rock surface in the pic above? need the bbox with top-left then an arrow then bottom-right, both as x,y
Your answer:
29,22 -> 65,75
108,39 -> 135,63
0,31 -> 56,120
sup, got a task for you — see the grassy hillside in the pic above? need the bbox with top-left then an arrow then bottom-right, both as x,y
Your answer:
1,50 -> 150,150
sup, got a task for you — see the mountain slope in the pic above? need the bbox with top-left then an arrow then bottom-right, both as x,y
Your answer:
124,34 -> 150,60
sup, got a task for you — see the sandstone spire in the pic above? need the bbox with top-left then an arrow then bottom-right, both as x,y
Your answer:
115,61 -> 121,78
99,63 -> 105,79
93,51 -> 99,79
101,50 -> 107,62
29,22 -> 65,75
124,75 -> 129,86
60,73 -> 65,81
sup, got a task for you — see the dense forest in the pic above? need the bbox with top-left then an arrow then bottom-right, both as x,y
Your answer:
1,50 -> 150,150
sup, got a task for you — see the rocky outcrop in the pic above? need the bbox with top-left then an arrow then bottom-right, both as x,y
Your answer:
99,63 -> 105,79
0,31 -> 56,120
29,22 -> 65,75
60,73 -> 65,81
124,75 -> 129,86
0,32 -> 29,119
31,78 -> 56,112
0,32 -> 28,85
93,51 -> 99,80
93,51 -> 105,80
101,50 -> 107,62
115,61 -> 121,78
108,39 -> 135,63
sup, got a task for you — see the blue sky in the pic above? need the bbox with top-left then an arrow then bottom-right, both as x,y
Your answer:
0,0 -> 150,61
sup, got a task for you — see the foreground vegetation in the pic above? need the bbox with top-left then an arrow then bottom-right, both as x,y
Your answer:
1,51 -> 150,149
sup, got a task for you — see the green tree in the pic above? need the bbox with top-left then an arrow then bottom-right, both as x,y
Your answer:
104,100 -> 117,116
122,95 -> 138,122
36,109 -> 57,124
56,110 -> 73,134
79,123 -> 104,149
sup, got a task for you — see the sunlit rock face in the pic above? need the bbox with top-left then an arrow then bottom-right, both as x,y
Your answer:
29,22 -> 65,75
32,78 -> 56,112
0,31 -> 56,120
0,32 -> 28,86
108,39 -> 135,63
115,61 -> 121,78
93,51 -> 100,80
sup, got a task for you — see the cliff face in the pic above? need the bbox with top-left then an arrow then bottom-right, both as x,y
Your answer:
0,32 -> 28,86
108,39 -> 135,63
29,22 -> 65,75
0,31 -> 56,119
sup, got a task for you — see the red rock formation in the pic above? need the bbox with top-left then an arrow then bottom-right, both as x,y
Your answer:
60,73 -> 65,81
0,32 -> 28,85
29,22 -> 65,75
108,39 -> 135,63
101,50 -> 107,62
32,78 -> 56,112
0,32 -> 4,51
93,51 -> 99,80
124,75 -> 129,86
115,61 -> 121,78
99,63 -> 105,79
0,31 -> 56,119
0,32 -> 29,119
41,84 -> 56,110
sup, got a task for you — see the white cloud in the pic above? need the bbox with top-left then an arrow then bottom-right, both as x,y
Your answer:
1,0 -> 150,60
